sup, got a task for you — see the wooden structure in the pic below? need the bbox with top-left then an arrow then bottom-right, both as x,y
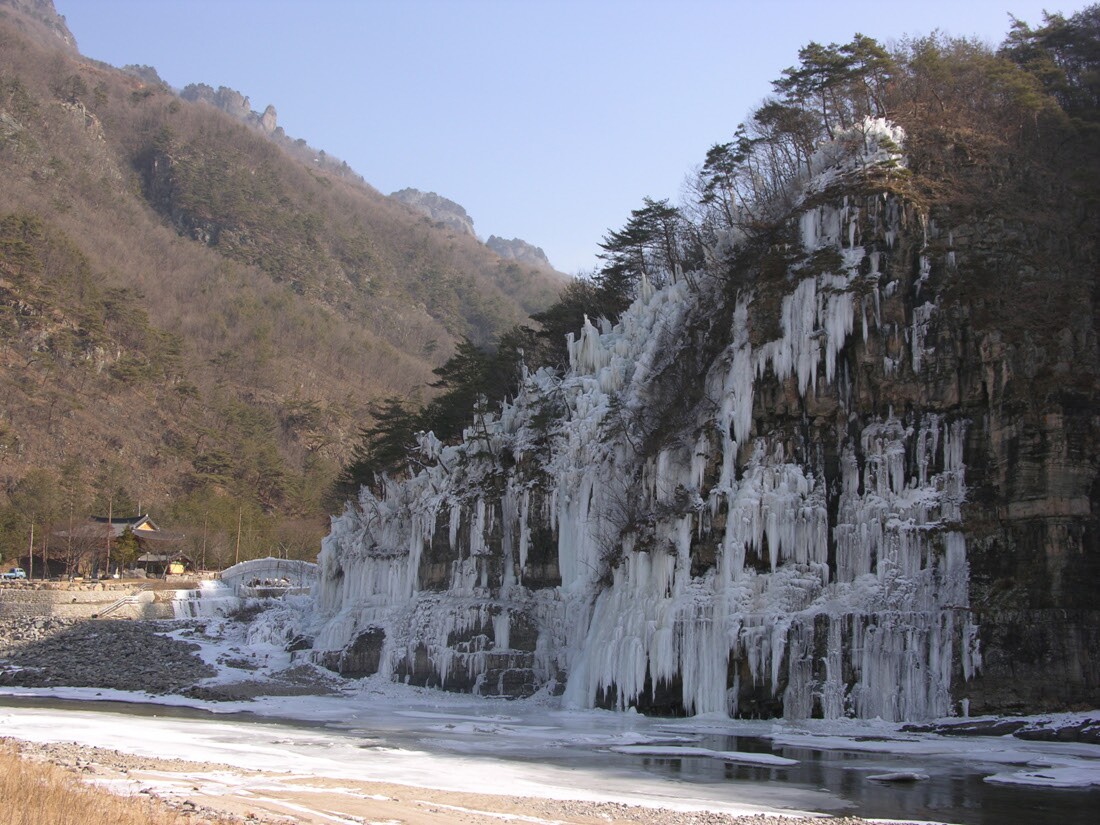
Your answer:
53,514 -> 186,577
134,551 -> 196,576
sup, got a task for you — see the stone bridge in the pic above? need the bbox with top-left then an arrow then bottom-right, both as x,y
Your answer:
217,557 -> 317,595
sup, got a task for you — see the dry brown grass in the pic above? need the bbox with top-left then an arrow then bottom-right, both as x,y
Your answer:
0,744 -> 236,825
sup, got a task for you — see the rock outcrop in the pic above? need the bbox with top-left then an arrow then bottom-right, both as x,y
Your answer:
259,104 -> 278,134
390,188 -> 477,238
122,64 -> 167,87
0,0 -> 76,49
180,83 -> 273,130
309,119 -> 1099,720
486,235 -> 552,268
390,191 -> 557,268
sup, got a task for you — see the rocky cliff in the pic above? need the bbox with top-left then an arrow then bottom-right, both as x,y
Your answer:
0,0 -> 75,49
391,189 -> 558,270
180,83 -> 278,134
390,188 -> 477,238
307,114 -> 1099,721
486,235 -> 552,269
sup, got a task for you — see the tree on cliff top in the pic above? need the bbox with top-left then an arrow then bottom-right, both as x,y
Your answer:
1002,4 -> 1100,125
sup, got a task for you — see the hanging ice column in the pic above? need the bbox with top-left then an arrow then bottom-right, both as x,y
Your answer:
561,122 -> 977,721
562,364 -> 976,719
309,395 -> 575,694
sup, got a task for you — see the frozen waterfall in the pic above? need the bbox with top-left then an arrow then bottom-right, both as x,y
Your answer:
309,119 -> 980,722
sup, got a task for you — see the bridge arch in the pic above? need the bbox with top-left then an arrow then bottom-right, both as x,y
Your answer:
217,557 -> 317,594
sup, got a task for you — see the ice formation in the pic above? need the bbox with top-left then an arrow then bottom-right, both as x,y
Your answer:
173,579 -> 240,618
310,119 -> 981,722
174,558 -> 317,618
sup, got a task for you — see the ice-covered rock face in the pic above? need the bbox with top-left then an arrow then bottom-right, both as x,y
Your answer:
308,120 -> 1008,721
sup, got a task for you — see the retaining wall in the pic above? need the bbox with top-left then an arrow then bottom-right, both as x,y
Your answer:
0,583 -> 181,620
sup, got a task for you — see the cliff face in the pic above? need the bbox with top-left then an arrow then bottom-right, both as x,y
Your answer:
180,83 -> 278,134
486,235 -> 552,269
0,0 -> 75,49
308,118 -> 1098,721
390,188 -> 477,238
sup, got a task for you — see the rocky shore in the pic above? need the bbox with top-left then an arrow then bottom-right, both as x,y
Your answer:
0,614 -> 343,701
0,616 -> 215,693
903,717 -> 1100,745
4,613 -> 1097,748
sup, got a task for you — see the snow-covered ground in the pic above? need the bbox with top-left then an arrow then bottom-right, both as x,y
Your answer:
1,613 -> 1098,824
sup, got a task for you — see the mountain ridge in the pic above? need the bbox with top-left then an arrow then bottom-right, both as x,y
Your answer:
0,0 -> 563,566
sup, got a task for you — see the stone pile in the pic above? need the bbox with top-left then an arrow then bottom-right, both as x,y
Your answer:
0,618 -> 214,693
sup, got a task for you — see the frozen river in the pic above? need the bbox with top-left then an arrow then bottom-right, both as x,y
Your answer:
1,613 -> 1097,823
1,686 -> 1098,825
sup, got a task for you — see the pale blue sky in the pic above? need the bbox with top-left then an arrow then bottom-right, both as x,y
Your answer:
57,0 -> 1090,275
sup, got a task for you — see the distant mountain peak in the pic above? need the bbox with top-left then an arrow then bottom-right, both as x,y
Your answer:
0,0 -> 76,49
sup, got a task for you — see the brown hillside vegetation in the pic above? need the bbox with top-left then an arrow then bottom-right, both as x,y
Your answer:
0,1 -> 562,564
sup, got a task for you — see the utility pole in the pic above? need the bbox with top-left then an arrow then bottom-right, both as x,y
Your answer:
66,500 -> 73,579
28,521 -> 33,579
105,497 -> 112,579
201,514 -> 208,572
234,507 -> 242,565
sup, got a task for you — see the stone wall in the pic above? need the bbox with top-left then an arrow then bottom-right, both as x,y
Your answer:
0,583 -> 179,620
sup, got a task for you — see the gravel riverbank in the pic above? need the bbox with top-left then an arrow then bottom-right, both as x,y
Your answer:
0,617 -> 215,693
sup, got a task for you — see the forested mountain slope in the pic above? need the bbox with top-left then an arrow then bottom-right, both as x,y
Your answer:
0,0 -> 561,563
